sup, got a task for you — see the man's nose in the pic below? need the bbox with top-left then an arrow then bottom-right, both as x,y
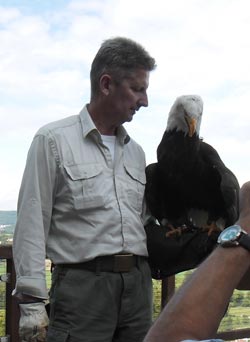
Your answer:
139,93 -> 148,108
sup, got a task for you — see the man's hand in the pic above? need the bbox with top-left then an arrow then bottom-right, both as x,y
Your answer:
19,302 -> 49,342
235,181 -> 250,290
238,181 -> 250,233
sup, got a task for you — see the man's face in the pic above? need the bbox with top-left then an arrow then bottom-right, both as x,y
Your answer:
109,68 -> 149,126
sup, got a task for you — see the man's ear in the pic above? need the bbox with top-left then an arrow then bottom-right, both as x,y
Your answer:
99,74 -> 112,96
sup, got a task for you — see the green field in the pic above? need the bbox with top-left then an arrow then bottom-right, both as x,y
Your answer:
1,261 -> 250,337
153,270 -> 250,333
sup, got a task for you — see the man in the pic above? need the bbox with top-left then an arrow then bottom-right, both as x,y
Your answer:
144,181 -> 250,342
13,37 -> 156,342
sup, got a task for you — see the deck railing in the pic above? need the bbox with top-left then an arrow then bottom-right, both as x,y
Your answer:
0,244 -> 250,342
0,245 -> 19,342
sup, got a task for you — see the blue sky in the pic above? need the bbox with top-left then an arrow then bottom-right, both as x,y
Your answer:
0,0 -> 70,13
1,0 -> 250,209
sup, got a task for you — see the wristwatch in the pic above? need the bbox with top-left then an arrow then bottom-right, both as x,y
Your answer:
217,225 -> 250,251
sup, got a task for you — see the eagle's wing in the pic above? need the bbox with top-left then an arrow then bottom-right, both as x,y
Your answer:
145,162 -> 160,220
200,141 -> 240,226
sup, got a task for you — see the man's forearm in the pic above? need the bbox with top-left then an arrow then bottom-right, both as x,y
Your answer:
237,265 -> 250,289
144,182 -> 250,342
144,245 -> 250,342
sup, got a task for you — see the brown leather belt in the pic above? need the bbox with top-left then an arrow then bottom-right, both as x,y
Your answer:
59,254 -> 146,273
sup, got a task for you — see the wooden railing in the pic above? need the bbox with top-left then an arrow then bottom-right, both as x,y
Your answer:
0,244 -> 250,341
0,245 -> 20,342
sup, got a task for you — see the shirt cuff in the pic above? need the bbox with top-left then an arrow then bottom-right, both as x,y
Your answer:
12,276 -> 48,300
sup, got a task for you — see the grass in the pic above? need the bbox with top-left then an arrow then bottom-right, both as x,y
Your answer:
153,270 -> 250,334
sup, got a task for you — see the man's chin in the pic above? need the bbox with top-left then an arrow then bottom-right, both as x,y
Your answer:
126,114 -> 134,122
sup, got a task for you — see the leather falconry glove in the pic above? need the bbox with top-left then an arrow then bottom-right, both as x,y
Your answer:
19,302 -> 49,342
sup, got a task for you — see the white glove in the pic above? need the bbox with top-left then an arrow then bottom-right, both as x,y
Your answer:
19,302 -> 49,342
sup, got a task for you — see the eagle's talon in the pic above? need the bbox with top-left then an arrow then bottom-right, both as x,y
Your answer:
165,224 -> 187,237
202,222 -> 221,236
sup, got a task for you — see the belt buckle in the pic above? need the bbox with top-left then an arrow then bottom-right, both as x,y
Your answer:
113,254 -> 134,272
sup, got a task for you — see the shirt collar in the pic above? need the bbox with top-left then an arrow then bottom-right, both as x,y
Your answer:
79,105 -> 97,138
79,105 -> 130,145
116,125 -> 130,144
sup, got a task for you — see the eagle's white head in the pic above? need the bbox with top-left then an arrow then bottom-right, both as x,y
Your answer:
166,95 -> 203,137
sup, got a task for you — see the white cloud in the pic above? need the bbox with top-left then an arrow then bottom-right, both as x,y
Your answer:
0,6 -> 20,24
1,0 -> 250,208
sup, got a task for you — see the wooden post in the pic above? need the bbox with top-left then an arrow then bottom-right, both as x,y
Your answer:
161,275 -> 175,309
0,245 -> 20,342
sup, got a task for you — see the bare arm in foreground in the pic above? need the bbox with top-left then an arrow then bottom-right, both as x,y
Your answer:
144,181 -> 250,342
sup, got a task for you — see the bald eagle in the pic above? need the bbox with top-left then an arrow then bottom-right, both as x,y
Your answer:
145,95 -> 239,234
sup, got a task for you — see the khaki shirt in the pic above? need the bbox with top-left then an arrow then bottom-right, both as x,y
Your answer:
13,106 -> 148,298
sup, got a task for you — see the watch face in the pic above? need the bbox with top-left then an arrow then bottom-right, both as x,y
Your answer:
218,225 -> 241,245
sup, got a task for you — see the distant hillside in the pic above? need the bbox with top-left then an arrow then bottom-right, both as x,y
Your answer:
0,210 -> 17,226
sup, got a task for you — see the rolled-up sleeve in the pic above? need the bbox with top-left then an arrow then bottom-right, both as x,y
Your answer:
13,132 -> 58,299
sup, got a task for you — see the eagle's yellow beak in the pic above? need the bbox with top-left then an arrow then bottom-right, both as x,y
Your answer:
185,115 -> 197,137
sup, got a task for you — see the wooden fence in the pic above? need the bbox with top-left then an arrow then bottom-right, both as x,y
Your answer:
0,245 -> 250,341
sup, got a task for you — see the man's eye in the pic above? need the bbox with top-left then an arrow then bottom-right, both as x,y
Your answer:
132,87 -> 144,92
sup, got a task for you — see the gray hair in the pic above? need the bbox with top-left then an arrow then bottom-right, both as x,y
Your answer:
90,37 -> 156,98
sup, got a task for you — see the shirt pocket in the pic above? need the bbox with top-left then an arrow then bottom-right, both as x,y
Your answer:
124,164 -> 146,212
64,163 -> 106,210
